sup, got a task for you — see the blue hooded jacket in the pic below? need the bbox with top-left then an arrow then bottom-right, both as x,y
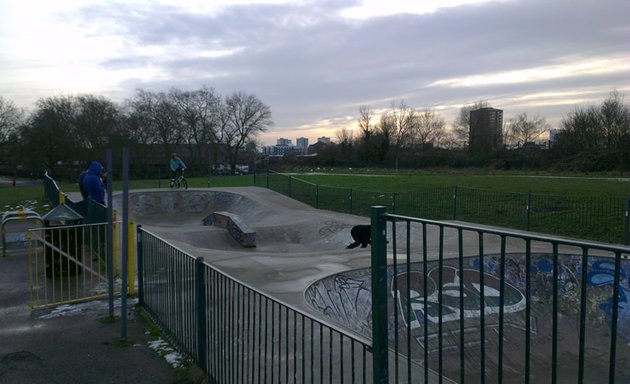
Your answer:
82,161 -> 106,205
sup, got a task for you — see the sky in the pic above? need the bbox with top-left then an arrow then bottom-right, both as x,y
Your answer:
0,0 -> 629,146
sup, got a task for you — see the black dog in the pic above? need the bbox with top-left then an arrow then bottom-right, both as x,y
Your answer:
346,225 -> 371,249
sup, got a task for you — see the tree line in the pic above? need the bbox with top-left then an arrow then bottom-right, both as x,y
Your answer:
1,88 -> 628,180
302,90 -> 629,172
0,87 -> 272,181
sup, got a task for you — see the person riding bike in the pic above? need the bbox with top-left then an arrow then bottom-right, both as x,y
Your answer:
169,153 -> 187,188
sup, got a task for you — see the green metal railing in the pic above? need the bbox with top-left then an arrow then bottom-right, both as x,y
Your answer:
137,226 -> 375,383
370,206 -> 630,383
255,170 -> 630,245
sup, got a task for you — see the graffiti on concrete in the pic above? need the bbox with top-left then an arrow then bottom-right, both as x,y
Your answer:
394,266 -> 526,328
305,252 -> 630,344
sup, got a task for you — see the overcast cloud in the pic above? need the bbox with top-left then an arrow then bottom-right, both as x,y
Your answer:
1,0 -> 628,145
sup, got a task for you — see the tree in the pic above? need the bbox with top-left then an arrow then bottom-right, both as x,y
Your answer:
599,90 -> 630,170
74,94 -> 125,164
0,96 -> 24,171
0,96 -> 23,144
452,100 -> 489,148
20,96 -> 77,178
335,127 -> 355,161
378,100 -> 416,168
221,92 -> 273,174
169,87 -> 221,169
554,105 -> 603,157
356,106 -> 380,164
410,109 -> 446,148
505,113 -> 548,148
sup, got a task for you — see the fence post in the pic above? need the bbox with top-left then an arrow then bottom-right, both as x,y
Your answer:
349,188 -> 353,214
288,175 -> 292,198
392,192 -> 397,214
266,169 -> 269,189
526,192 -> 532,231
136,225 -> 144,305
195,256 -> 207,373
315,185 -> 319,209
452,185 -> 458,220
371,206 -> 388,383
625,197 -> 630,245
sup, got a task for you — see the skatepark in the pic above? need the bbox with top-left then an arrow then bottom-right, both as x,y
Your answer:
119,186 -> 630,383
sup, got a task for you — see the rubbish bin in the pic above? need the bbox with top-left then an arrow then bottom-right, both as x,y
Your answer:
42,204 -> 84,278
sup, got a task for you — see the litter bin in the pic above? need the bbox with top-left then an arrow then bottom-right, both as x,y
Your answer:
42,204 -> 84,278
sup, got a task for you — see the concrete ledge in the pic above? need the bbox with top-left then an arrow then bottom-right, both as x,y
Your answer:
203,211 -> 256,247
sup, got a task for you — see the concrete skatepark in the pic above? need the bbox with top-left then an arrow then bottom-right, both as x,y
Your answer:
120,187 -> 377,309
120,187 -> 630,383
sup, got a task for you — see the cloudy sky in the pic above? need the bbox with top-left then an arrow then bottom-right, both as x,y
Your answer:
1,0 -> 628,146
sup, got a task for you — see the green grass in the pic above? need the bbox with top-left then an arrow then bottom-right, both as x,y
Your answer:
288,171 -> 630,198
3,171 -> 628,243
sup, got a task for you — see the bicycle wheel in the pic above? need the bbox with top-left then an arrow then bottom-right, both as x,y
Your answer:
181,178 -> 188,189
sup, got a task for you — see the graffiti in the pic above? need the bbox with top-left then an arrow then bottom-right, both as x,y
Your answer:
305,253 -> 630,344
393,266 -> 526,328
587,259 -> 630,330
305,272 -> 372,336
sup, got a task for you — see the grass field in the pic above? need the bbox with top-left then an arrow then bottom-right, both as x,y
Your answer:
2,170 -> 629,243
286,171 -> 630,197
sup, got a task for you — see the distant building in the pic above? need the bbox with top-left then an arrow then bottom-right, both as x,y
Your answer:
469,107 -> 503,153
262,137 -> 302,156
277,138 -> 292,146
296,137 -> 309,154
317,136 -> 331,143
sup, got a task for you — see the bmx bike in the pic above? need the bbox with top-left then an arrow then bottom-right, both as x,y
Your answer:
170,169 -> 188,189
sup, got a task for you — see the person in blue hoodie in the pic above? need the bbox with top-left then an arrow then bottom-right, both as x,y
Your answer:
81,161 -> 106,205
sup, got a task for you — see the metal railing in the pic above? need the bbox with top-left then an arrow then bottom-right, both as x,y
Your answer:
133,192 -> 630,383
137,226 -> 376,383
369,206 -> 630,383
254,171 -> 630,245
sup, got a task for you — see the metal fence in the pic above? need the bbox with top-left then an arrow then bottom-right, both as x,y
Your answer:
254,171 -> 630,245
27,222 -> 118,309
137,226 -> 377,383
135,204 -> 630,383
368,206 -> 630,384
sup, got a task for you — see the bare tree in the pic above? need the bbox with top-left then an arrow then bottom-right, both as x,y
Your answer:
20,96 -> 77,177
335,127 -> 354,160
0,96 -> 23,144
221,92 -> 273,174
452,100 -> 489,147
169,87 -> 221,168
411,109 -> 446,148
356,105 -> 380,163
505,113 -> 548,148
600,89 -> 630,150
558,105 -> 603,153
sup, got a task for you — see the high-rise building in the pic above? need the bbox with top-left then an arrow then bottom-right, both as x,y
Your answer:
469,107 -> 503,153
296,137 -> 309,154
277,138 -> 292,146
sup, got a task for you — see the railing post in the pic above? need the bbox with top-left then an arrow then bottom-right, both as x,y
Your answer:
371,206 -> 388,383
452,185 -> 458,220
195,256 -> 207,373
266,169 -> 269,189
526,192 -> 532,231
288,175 -> 292,197
136,225 -> 144,305
315,185 -> 319,209
392,192 -> 397,214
